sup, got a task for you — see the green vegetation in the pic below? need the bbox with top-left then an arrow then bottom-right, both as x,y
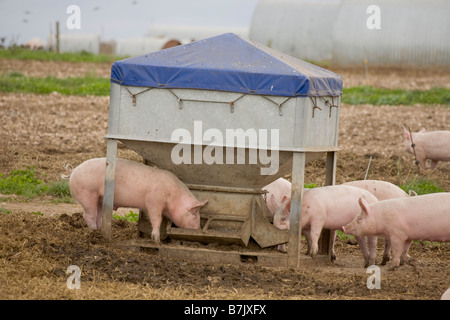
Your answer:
0,72 -> 110,96
0,167 -> 72,201
342,86 -> 450,106
47,180 -> 73,203
113,210 -> 139,223
1,73 -> 449,105
0,47 -> 126,63
304,183 -> 317,188
0,207 -> 12,215
400,177 -> 445,195
0,167 -> 49,199
1,48 -> 450,105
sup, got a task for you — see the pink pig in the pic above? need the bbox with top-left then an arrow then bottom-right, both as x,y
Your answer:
344,180 -> 411,264
262,177 -> 291,216
403,127 -> 450,170
69,158 -> 207,242
273,185 -> 379,267
343,192 -> 450,270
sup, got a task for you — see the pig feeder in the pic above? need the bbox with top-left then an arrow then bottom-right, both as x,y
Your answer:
102,33 -> 343,268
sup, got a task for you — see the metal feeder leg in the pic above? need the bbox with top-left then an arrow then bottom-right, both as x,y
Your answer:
287,152 -> 306,268
101,138 -> 118,240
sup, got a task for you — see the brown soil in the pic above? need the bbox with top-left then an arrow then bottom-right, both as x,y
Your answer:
0,59 -> 449,300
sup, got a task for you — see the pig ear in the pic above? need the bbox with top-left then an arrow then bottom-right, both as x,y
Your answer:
403,126 -> 411,140
269,194 -> 277,209
191,199 -> 208,211
358,195 -> 371,216
284,197 -> 291,213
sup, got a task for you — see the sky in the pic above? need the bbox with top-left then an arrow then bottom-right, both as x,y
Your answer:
0,0 -> 260,46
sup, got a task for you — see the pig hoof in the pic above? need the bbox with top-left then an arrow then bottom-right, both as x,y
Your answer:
331,253 -> 336,262
151,235 -> 161,244
388,264 -> 399,271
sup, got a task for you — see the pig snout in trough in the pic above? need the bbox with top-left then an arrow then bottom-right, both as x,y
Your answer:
273,185 -> 379,267
343,193 -> 450,270
69,158 -> 207,242
402,127 -> 450,170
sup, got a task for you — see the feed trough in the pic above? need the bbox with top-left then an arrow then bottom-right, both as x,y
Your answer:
102,33 -> 343,268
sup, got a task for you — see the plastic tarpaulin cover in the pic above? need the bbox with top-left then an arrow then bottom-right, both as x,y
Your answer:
110,33 -> 342,97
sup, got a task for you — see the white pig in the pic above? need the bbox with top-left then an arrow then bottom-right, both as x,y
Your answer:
262,177 -> 291,216
273,185 -> 379,267
343,192 -> 450,270
441,288 -> 450,300
343,180 -> 411,264
69,158 -> 207,242
403,127 -> 450,170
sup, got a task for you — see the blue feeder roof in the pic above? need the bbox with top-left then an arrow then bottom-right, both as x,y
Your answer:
110,33 -> 343,97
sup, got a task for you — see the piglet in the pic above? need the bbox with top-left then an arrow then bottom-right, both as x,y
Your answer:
441,288 -> 450,300
403,127 -> 450,170
262,177 -> 291,216
273,185 -> 379,267
343,180 -> 411,264
69,158 -> 207,242
343,192 -> 450,270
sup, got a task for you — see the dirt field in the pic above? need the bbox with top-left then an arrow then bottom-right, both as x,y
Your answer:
0,58 -> 449,300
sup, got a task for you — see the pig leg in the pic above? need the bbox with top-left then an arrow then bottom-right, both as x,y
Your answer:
308,224 -> 323,258
430,160 -> 439,170
367,235 -> 378,266
355,236 -> 371,268
400,240 -> 414,266
79,194 -> 100,229
146,206 -> 164,243
330,230 -> 337,262
382,238 -> 391,265
388,237 -> 407,270
96,201 -> 103,229
303,229 -> 312,255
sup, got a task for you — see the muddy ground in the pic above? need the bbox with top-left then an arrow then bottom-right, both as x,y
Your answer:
0,58 -> 449,300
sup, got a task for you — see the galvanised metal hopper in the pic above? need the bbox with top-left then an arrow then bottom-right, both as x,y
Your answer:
102,33 -> 343,268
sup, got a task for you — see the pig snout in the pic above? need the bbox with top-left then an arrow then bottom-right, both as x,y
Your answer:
172,199 -> 207,230
273,197 -> 291,230
342,197 -> 368,237
342,223 -> 356,236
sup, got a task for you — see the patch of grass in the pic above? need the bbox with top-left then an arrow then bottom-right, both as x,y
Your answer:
336,230 -> 354,241
47,180 -> 73,203
0,167 -> 73,201
0,167 -> 48,199
400,177 -> 445,195
342,86 -> 450,105
0,207 -> 12,215
113,210 -> 139,223
0,73 -> 110,96
0,47 -> 126,63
